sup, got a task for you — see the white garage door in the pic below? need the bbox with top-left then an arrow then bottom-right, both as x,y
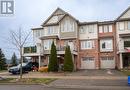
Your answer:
101,57 -> 115,69
81,57 -> 95,69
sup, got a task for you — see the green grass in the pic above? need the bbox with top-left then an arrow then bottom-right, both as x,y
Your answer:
121,70 -> 130,76
0,78 -> 15,83
19,78 -> 56,84
0,70 -> 7,72
0,78 -> 56,84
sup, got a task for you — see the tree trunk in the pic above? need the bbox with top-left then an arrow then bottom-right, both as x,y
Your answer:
20,47 -> 23,80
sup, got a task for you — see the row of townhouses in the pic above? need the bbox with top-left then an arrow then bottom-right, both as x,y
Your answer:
23,7 -> 130,70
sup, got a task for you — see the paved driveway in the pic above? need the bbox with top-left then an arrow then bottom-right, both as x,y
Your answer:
0,69 -> 126,79
67,69 -> 125,76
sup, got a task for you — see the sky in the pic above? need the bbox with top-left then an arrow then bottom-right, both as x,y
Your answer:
0,0 -> 130,59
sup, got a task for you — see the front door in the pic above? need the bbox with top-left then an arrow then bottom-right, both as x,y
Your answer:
123,53 -> 130,68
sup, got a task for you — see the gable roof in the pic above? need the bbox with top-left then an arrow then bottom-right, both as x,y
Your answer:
41,8 -> 79,26
117,6 -> 130,20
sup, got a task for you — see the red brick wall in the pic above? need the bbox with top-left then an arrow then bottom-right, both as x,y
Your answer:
78,39 -> 99,69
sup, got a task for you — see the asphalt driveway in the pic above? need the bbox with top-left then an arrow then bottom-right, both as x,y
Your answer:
67,69 -> 125,76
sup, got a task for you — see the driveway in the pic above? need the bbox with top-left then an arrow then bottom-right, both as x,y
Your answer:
67,69 -> 125,76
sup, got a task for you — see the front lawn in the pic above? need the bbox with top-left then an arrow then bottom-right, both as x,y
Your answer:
0,70 -> 7,73
121,70 -> 130,76
0,78 -> 56,84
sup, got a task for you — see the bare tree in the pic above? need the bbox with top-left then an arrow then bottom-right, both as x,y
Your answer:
11,27 -> 31,80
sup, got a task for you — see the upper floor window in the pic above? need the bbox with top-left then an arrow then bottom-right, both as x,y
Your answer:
119,22 -> 125,30
99,25 -> 112,33
109,25 -> 112,32
47,26 -> 58,35
99,26 -> 103,33
81,40 -> 94,49
100,39 -> 113,52
80,26 -> 85,33
88,25 -> 94,33
128,21 -> 130,30
61,18 -> 75,32
34,30 -> 43,37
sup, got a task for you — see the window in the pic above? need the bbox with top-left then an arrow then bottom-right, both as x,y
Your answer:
82,57 -> 94,61
99,26 -> 103,33
128,21 -> 130,30
61,19 -> 74,32
81,40 -> 94,49
99,25 -> 112,33
102,42 -> 106,49
80,26 -> 85,33
101,57 -> 113,60
44,40 -> 53,50
104,25 -> 108,33
48,27 -> 51,34
88,25 -> 94,33
119,22 -> 124,30
47,26 -> 58,35
109,25 -> 112,32
100,39 -> 113,51
35,30 -> 41,37
124,41 -> 130,47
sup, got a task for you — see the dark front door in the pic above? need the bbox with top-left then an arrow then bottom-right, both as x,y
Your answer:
123,53 -> 130,67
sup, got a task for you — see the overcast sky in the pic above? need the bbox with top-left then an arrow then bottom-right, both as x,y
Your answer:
0,0 -> 130,59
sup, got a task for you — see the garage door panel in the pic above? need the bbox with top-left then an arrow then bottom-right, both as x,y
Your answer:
81,57 -> 95,69
100,57 -> 115,69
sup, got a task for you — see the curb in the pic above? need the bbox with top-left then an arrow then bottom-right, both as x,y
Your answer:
0,83 -> 47,85
46,85 -> 130,89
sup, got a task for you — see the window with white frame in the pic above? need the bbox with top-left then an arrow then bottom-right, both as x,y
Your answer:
119,22 -> 124,30
34,30 -> 42,37
99,25 -> 112,33
61,19 -> 74,32
88,25 -> 94,33
99,26 -> 103,33
128,21 -> 130,30
81,40 -> 94,49
104,25 -> 108,33
100,39 -> 113,51
47,26 -> 58,35
109,25 -> 112,32
44,39 -> 53,50
80,26 -> 85,33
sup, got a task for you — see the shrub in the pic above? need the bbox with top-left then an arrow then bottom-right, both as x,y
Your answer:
48,41 -> 58,72
63,46 -> 74,72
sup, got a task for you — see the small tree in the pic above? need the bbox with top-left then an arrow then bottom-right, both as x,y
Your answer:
11,53 -> 17,66
0,48 -> 6,70
48,41 -> 58,72
10,27 -> 31,79
64,46 -> 74,72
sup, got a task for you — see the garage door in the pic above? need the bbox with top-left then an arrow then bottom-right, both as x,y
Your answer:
81,57 -> 95,69
100,57 -> 115,69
